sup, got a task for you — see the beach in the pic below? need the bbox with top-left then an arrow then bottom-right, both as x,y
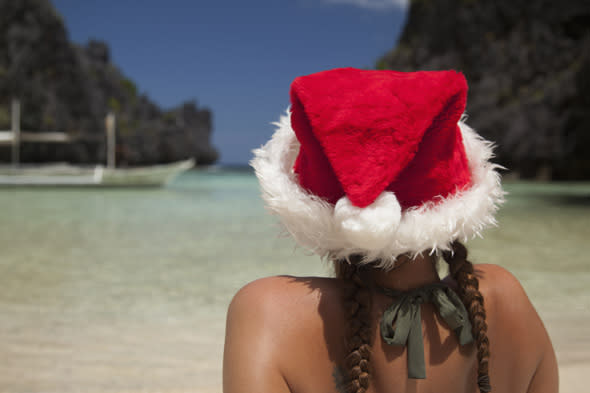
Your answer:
0,170 -> 588,392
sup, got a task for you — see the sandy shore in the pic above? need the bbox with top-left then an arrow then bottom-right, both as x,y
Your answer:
0,311 -> 587,393
559,362 -> 589,393
544,315 -> 590,393
197,363 -> 590,393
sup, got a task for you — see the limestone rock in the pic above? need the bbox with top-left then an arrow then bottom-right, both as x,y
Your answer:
377,0 -> 590,180
0,0 -> 218,166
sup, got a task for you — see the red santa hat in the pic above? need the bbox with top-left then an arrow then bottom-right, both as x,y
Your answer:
252,68 -> 504,269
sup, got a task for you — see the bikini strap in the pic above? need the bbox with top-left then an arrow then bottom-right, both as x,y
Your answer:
378,283 -> 473,379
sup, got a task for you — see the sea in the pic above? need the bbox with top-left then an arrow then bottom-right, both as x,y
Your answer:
0,169 -> 589,392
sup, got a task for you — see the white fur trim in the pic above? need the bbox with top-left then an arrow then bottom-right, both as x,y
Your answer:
251,111 -> 505,269
335,192 -> 402,250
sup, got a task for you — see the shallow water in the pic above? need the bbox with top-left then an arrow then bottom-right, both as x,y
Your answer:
0,171 -> 589,392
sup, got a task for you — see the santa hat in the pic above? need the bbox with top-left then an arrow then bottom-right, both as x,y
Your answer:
252,68 -> 504,269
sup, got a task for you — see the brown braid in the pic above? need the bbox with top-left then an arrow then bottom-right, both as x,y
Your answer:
442,241 -> 492,392
335,257 -> 373,393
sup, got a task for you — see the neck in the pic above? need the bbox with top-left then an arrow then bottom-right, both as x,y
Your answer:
369,254 -> 440,291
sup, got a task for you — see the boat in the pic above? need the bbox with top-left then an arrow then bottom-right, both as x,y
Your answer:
0,99 -> 194,186
0,159 -> 194,186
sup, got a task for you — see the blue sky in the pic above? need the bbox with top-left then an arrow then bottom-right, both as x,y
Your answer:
52,0 -> 408,165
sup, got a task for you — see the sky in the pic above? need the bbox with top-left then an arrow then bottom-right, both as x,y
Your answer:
52,0 -> 408,165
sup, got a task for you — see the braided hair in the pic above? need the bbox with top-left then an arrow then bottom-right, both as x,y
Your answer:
442,241 -> 492,392
335,257 -> 372,393
335,243 -> 492,393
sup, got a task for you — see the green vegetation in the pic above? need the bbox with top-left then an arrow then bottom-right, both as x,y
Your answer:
375,58 -> 389,71
108,97 -> 121,113
121,78 -> 137,98
163,111 -> 176,124
118,117 -> 130,135
42,113 -> 56,128
0,106 -> 10,129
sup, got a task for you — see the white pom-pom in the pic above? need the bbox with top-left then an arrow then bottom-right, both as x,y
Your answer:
334,192 -> 402,250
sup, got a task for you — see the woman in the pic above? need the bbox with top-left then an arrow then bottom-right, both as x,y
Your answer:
223,68 -> 557,393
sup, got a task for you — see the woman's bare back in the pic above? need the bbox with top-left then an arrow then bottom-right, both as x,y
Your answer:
223,264 -> 557,393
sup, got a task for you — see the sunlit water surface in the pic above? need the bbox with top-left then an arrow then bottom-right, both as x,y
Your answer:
1,170 -> 589,392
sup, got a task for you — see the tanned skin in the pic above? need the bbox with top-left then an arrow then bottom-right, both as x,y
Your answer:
223,257 -> 558,393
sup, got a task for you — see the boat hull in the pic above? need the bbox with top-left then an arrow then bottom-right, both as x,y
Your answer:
0,159 -> 195,187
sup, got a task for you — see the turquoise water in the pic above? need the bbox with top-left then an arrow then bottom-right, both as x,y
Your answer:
0,170 -> 589,392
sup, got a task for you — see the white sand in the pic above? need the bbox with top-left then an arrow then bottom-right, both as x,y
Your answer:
559,362 -> 589,393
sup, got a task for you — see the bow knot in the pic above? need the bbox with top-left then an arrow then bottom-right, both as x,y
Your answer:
378,283 -> 473,379
411,294 -> 426,304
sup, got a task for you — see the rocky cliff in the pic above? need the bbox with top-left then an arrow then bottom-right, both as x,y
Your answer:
377,0 -> 590,180
0,0 -> 218,166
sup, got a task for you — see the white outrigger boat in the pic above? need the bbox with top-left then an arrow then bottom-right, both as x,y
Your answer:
0,159 -> 194,186
0,100 -> 194,186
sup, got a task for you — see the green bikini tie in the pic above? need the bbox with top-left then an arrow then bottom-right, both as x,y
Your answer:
378,283 -> 474,379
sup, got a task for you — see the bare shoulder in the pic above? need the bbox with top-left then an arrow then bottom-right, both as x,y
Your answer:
475,264 -> 529,303
227,275 -> 344,334
224,276 -> 344,393
229,275 -> 343,309
474,264 -> 540,329
474,264 -> 558,392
